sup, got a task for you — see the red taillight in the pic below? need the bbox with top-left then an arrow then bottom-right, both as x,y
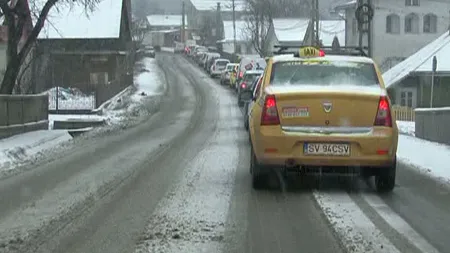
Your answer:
261,95 -> 280,125
239,71 -> 243,78
319,50 -> 325,57
241,82 -> 246,89
374,96 -> 392,127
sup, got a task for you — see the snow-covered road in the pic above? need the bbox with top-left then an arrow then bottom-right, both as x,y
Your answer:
0,53 -> 449,253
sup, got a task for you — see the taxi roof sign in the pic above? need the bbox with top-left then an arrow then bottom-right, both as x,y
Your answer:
298,46 -> 325,57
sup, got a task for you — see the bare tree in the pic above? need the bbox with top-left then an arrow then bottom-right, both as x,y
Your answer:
0,0 -> 100,94
132,18 -> 146,48
244,0 -> 273,56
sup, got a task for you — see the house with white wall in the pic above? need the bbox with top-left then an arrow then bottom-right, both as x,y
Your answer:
303,20 -> 346,46
146,15 -> 187,31
217,20 -> 257,55
335,0 -> 450,72
265,19 -> 310,56
186,0 -> 246,45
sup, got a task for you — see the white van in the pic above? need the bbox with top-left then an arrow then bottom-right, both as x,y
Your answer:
236,55 -> 266,88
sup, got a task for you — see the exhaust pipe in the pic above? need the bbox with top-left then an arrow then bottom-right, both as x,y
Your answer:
285,159 -> 296,168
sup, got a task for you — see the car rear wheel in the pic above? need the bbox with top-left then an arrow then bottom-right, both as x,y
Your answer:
375,158 -> 396,193
250,147 -> 267,190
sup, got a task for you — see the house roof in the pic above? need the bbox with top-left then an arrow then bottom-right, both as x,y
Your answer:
189,0 -> 246,12
36,0 -> 123,39
319,20 -> 346,46
222,20 -> 249,42
273,19 -> 309,42
383,32 -> 450,88
146,15 -> 187,27
334,0 -> 357,10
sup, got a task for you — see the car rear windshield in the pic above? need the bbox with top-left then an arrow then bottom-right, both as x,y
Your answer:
226,65 -> 235,71
244,74 -> 261,82
216,61 -> 229,66
269,60 -> 379,86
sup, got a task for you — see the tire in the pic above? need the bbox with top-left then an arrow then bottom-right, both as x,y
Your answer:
250,146 -> 268,190
375,158 -> 396,193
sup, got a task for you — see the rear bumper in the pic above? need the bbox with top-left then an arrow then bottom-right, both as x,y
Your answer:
253,126 -> 397,168
210,71 -> 222,75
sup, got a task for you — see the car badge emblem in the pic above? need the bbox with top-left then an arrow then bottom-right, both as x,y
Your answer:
323,102 -> 332,113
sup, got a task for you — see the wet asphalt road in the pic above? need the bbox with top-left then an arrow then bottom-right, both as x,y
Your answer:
0,52 -> 449,253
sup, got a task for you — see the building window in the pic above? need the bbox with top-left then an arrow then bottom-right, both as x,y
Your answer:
398,87 -> 417,108
405,0 -> 419,6
405,13 -> 419,33
386,14 -> 400,34
90,72 -> 109,85
423,14 -> 437,33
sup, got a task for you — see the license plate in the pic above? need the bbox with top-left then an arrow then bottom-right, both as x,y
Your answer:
304,143 -> 350,156
282,107 -> 309,118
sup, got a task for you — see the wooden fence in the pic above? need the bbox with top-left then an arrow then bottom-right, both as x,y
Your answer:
392,105 -> 415,122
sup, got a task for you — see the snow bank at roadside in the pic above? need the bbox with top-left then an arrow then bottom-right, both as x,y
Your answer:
102,57 -> 165,123
395,120 -> 450,183
397,120 -> 415,136
0,130 -> 72,171
398,134 -> 450,183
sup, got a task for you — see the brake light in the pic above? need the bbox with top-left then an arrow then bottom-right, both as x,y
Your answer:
239,71 -> 243,78
374,96 -> 392,127
241,82 -> 246,89
319,50 -> 325,57
261,95 -> 280,125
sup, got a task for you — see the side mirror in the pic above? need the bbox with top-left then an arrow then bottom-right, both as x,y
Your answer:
240,90 -> 254,102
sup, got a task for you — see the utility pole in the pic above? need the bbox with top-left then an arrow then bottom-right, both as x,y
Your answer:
355,0 -> 374,56
181,1 -> 186,43
310,0 -> 320,46
232,0 -> 236,55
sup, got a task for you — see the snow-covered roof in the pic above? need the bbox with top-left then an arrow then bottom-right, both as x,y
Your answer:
383,32 -> 450,88
189,0 -> 246,12
222,20 -> 249,42
334,0 -> 357,10
36,0 -> 123,39
319,20 -> 346,46
146,15 -> 187,27
273,19 -> 309,42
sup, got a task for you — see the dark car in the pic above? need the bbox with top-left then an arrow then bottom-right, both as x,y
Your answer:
243,75 -> 262,130
237,70 -> 263,106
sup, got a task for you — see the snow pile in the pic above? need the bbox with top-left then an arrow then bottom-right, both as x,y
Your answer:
47,87 -> 95,110
398,135 -> 450,183
0,130 -> 72,171
101,57 -> 166,125
396,120 -> 415,136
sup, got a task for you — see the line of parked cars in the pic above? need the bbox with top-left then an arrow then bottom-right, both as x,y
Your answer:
183,45 -> 267,108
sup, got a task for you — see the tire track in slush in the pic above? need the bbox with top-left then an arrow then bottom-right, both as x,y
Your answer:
134,81 -> 241,253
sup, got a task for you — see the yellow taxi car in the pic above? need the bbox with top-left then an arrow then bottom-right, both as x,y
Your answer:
245,46 -> 398,192
229,64 -> 239,89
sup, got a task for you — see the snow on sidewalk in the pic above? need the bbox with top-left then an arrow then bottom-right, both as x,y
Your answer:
396,120 -> 450,183
397,120 -> 415,136
133,57 -> 165,100
0,130 -> 72,171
